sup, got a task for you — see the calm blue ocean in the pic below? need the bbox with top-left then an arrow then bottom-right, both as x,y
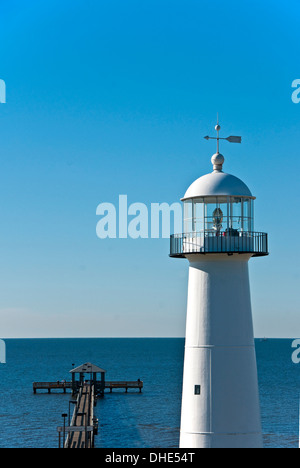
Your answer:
0,338 -> 298,448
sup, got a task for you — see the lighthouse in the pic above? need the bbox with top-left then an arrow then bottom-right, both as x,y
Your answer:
170,123 -> 268,449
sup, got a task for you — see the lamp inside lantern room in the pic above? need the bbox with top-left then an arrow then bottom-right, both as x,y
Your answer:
212,207 -> 223,232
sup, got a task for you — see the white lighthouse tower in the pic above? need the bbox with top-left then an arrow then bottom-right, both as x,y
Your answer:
170,123 -> 268,449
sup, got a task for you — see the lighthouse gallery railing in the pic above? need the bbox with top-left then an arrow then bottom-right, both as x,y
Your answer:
170,231 -> 268,258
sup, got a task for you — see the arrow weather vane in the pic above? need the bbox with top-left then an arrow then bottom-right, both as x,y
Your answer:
204,116 -> 242,154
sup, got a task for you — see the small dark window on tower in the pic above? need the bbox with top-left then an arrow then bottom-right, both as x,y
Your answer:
194,385 -> 201,395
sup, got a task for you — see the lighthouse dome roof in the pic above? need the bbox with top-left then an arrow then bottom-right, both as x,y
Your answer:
182,170 -> 254,200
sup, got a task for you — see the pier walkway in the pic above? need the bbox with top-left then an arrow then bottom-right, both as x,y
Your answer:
64,383 -> 97,449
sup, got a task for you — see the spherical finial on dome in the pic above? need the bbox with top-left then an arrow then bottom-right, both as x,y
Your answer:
215,124 -> 221,132
211,152 -> 224,172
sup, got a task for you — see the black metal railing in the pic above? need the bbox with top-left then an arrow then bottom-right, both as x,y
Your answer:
170,231 -> 268,258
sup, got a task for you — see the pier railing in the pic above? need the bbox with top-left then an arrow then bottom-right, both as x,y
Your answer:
105,381 -> 143,393
170,231 -> 268,258
33,380 -> 143,394
33,382 -> 72,393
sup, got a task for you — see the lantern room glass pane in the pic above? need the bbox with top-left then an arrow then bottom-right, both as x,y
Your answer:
183,197 -> 254,235
242,199 -> 254,232
229,197 -> 242,232
184,201 -> 193,233
193,198 -> 204,232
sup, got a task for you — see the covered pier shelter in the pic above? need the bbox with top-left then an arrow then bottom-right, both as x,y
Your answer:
70,362 -> 106,397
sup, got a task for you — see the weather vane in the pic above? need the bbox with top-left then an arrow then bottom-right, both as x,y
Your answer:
204,116 -> 242,154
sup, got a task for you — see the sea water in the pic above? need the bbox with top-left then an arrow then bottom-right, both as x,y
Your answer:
0,338 -> 298,448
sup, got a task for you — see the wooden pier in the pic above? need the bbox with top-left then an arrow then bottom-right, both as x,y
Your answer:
33,380 -> 143,394
61,383 -> 97,449
33,382 -> 72,393
33,362 -> 143,448
105,381 -> 143,393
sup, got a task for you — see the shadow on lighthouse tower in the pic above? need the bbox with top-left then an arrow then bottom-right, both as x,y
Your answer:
170,123 -> 268,449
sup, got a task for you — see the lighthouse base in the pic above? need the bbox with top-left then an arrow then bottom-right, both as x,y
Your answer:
180,432 -> 263,449
179,254 -> 263,449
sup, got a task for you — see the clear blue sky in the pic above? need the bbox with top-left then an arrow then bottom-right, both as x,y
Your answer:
0,0 -> 299,338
